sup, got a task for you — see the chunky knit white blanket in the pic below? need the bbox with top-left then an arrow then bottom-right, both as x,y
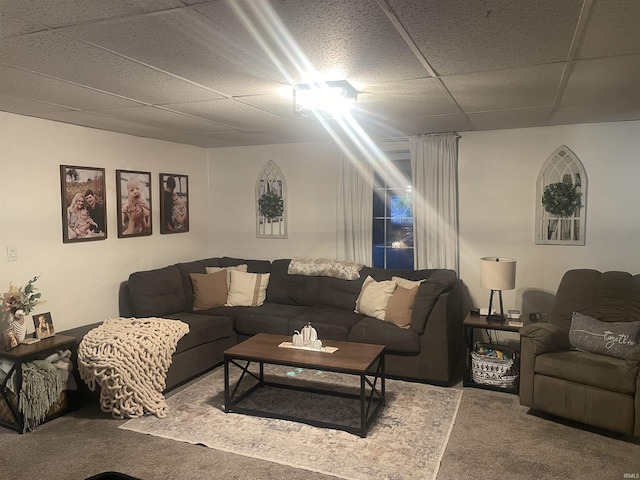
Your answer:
78,317 -> 189,419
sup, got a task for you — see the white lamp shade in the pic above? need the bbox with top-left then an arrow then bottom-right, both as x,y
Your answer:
480,257 -> 516,291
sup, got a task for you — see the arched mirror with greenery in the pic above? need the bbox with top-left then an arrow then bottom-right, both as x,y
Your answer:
256,160 -> 287,238
535,145 -> 587,245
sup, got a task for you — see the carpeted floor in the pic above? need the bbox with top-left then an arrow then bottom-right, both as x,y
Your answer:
1,372 -> 639,480
120,365 -> 462,480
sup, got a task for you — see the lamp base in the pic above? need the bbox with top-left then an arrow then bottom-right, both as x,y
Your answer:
486,314 -> 506,322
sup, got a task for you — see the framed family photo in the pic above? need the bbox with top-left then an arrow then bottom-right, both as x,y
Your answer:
1,328 -> 18,351
33,312 -> 55,339
160,173 -> 189,234
60,165 -> 107,243
116,170 -> 152,238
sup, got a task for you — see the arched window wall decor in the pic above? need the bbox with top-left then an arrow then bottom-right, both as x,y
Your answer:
535,146 -> 587,245
256,160 -> 287,238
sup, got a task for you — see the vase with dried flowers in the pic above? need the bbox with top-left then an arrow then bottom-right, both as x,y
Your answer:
1,276 -> 41,342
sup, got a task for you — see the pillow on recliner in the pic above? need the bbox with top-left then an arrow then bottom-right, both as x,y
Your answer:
569,312 -> 640,360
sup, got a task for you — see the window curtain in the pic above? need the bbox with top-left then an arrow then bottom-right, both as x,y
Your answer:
337,148 -> 373,265
410,133 -> 459,272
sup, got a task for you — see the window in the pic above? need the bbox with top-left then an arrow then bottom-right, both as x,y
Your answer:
372,156 -> 413,269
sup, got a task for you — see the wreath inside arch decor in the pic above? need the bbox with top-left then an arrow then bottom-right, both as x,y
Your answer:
542,181 -> 582,217
258,190 -> 284,221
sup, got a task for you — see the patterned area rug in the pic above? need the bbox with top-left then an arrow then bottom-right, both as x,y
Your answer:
120,365 -> 462,480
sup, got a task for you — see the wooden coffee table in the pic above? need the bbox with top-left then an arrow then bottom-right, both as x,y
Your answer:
224,333 -> 385,437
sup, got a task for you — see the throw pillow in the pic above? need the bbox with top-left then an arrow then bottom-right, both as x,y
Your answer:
392,276 -> 424,290
226,270 -> 270,307
206,264 -> 248,287
569,312 -> 640,360
354,275 -> 397,320
384,285 -> 419,329
190,270 -> 228,310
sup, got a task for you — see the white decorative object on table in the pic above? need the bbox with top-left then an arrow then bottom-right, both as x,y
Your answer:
11,311 -> 27,342
301,322 -> 317,346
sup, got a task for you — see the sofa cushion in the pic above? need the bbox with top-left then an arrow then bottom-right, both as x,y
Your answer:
287,257 -> 363,280
535,350 -> 638,395
354,275 -> 397,320
385,285 -> 419,329
317,275 -> 367,310
267,259 -> 320,306
161,312 -> 234,355
219,256 -> 272,273
175,260 -> 218,311
349,317 -> 420,354
226,271 -> 270,307
569,312 -> 640,360
190,271 -> 228,310
410,270 -> 458,334
225,303 -> 309,336
128,266 -> 185,317
289,306 -> 364,341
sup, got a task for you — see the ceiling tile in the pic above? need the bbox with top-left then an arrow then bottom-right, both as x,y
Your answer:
442,64 -> 564,112
62,8 -> 285,96
238,93 -> 296,118
550,103 -> 640,126
163,98 -> 287,131
355,113 -> 473,139
1,0 -> 184,28
468,108 -> 553,131
90,106 -> 239,134
387,0 -> 582,75
0,31 -> 223,104
0,94 -> 74,114
577,0 -> 640,59
0,65 -> 142,110
561,55 -> 640,106
0,12 -> 46,37
261,0 -> 427,82
358,77 -> 461,117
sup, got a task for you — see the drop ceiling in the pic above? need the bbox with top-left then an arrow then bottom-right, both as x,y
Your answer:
1,0 -> 639,148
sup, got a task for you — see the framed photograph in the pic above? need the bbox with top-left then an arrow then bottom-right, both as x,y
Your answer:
33,312 -> 55,340
1,328 -> 18,351
116,170 -> 152,238
60,165 -> 107,243
160,173 -> 189,234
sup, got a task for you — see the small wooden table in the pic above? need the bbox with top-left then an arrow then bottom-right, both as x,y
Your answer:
224,333 -> 385,437
0,334 -> 77,433
463,314 -> 521,394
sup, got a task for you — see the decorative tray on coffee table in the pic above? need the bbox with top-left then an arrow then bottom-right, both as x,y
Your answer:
277,342 -> 339,354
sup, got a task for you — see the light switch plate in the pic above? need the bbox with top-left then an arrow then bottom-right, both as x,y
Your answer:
7,245 -> 17,262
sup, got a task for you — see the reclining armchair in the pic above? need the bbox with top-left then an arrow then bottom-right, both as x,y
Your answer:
520,269 -> 640,437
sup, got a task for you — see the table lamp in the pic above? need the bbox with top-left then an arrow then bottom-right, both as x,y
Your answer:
480,257 -> 516,321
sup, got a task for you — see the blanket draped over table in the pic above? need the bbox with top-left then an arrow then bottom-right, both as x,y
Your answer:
19,359 -> 65,432
78,317 -> 189,419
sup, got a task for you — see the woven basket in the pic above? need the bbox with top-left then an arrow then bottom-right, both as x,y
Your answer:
0,389 -> 68,428
471,343 -> 519,389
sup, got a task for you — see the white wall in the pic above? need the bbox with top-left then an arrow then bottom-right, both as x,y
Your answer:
207,141 -> 340,260
3,111 -> 638,334
0,112 -> 209,332
459,121 -> 640,317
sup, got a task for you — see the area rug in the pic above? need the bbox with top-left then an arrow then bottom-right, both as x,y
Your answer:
120,365 -> 462,480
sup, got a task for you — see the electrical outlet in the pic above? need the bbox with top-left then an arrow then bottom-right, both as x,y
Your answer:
7,245 -> 18,262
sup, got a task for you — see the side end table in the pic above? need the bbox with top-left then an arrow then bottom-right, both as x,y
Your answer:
0,334 -> 78,433
463,314 -> 521,395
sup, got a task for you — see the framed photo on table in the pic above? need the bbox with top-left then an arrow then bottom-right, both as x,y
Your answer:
160,173 -> 189,234
116,170 -> 152,238
60,165 -> 107,243
33,312 -> 55,340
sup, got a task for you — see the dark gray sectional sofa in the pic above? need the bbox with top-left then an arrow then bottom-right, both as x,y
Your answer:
64,256 -> 466,393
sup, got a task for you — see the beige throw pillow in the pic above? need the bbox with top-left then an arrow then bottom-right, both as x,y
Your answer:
392,276 -> 424,289
190,270 -> 228,310
226,270 -> 270,307
354,275 -> 397,320
385,285 -> 419,329
206,264 -> 248,288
